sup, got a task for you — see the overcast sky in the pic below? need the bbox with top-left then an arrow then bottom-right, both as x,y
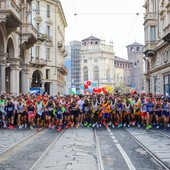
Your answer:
60,0 -> 145,59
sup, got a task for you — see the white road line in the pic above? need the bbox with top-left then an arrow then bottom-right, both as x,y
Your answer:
107,127 -> 136,170
109,132 -> 114,136
116,144 -> 136,170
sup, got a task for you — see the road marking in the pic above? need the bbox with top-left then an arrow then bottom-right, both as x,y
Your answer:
109,132 -> 114,136
107,127 -> 136,170
116,143 -> 136,170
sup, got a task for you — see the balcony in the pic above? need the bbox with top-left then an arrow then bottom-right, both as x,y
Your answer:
46,36 -> 53,43
30,57 -> 47,67
57,63 -> 68,75
144,42 -> 156,57
0,0 -> 21,34
165,0 -> 170,8
37,33 -> 47,42
22,23 -> 37,48
162,24 -> 170,43
144,12 -> 157,25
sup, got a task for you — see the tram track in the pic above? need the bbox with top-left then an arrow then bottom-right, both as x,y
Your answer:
0,127 -> 45,157
94,129 -> 104,170
124,128 -> 170,170
30,129 -> 66,170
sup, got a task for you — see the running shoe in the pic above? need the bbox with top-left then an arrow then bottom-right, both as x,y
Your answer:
48,124 -> 52,129
118,124 -> 122,128
127,125 -> 130,128
138,124 -> 141,128
3,124 -> 7,129
167,124 -> 170,128
123,123 -> 126,127
148,125 -> 152,129
112,124 -> 115,128
25,124 -> 27,128
57,127 -> 62,132
30,126 -> 33,130
65,125 -> 69,129
84,122 -> 88,127
88,123 -> 92,127
8,125 -> 14,129
108,122 -> 112,126
19,125 -> 22,129
52,125 -> 55,130
92,123 -> 96,128
96,124 -> 99,128
146,126 -> 149,130
75,124 -> 78,129
156,125 -> 160,129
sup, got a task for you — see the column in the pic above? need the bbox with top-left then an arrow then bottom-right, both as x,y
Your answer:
10,64 -> 20,95
0,53 -> 7,94
0,63 -> 6,94
21,64 -> 30,94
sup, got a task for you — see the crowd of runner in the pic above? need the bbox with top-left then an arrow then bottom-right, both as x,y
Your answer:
0,92 -> 170,131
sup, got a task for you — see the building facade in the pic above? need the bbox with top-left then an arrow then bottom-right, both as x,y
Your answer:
114,56 -> 132,87
127,42 -> 144,92
0,0 -> 37,95
80,36 -> 115,91
65,41 -> 81,94
143,0 -> 170,95
30,0 -> 67,95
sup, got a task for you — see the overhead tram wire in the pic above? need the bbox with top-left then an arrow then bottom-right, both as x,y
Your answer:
124,7 -> 144,43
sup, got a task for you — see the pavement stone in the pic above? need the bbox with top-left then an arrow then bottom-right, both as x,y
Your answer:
0,128 -> 36,154
126,128 -> 170,168
35,128 -> 98,170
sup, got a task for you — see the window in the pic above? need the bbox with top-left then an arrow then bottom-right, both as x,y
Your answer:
46,69 -> 50,79
47,26 -> 50,39
94,59 -> 98,62
46,48 -> 50,60
83,66 -> 88,81
47,4 -> 50,18
36,23 -> 40,33
131,47 -> 134,52
84,59 -> 87,63
93,66 -> 99,81
137,47 -> 140,51
36,46 -> 40,58
154,78 -> 158,94
150,26 -> 156,42
36,1 -> 40,14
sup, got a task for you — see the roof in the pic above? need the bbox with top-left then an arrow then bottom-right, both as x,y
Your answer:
126,42 -> 143,47
82,36 -> 100,41
114,56 -> 132,63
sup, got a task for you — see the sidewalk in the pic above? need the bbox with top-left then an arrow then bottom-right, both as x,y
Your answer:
126,128 -> 170,167
34,128 -> 98,170
0,128 -> 36,154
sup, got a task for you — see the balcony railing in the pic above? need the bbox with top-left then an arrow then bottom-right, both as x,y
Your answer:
165,0 -> 170,8
30,57 -> 47,66
144,42 -> 157,57
37,33 -> 47,41
0,0 -> 21,22
57,63 -> 68,75
46,36 -> 53,43
22,23 -> 37,39
144,12 -> 157,22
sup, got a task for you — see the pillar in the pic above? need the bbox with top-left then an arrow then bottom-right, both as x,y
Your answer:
10,64 -> 20,95
21,64 -> 29,94
0,53 -> 7,94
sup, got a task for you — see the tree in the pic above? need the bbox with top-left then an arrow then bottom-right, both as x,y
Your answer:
114,82 -> 130,94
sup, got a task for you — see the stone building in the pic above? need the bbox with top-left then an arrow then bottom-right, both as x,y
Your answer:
80,36 -> 115,91
30,0 -> 67,95
0,0 -> 37,95
126,42 -> 144,92
143,0 -> 170,95
114,56 -> 132,87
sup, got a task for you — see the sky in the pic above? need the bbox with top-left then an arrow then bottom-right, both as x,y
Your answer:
60,0 -> 145,59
